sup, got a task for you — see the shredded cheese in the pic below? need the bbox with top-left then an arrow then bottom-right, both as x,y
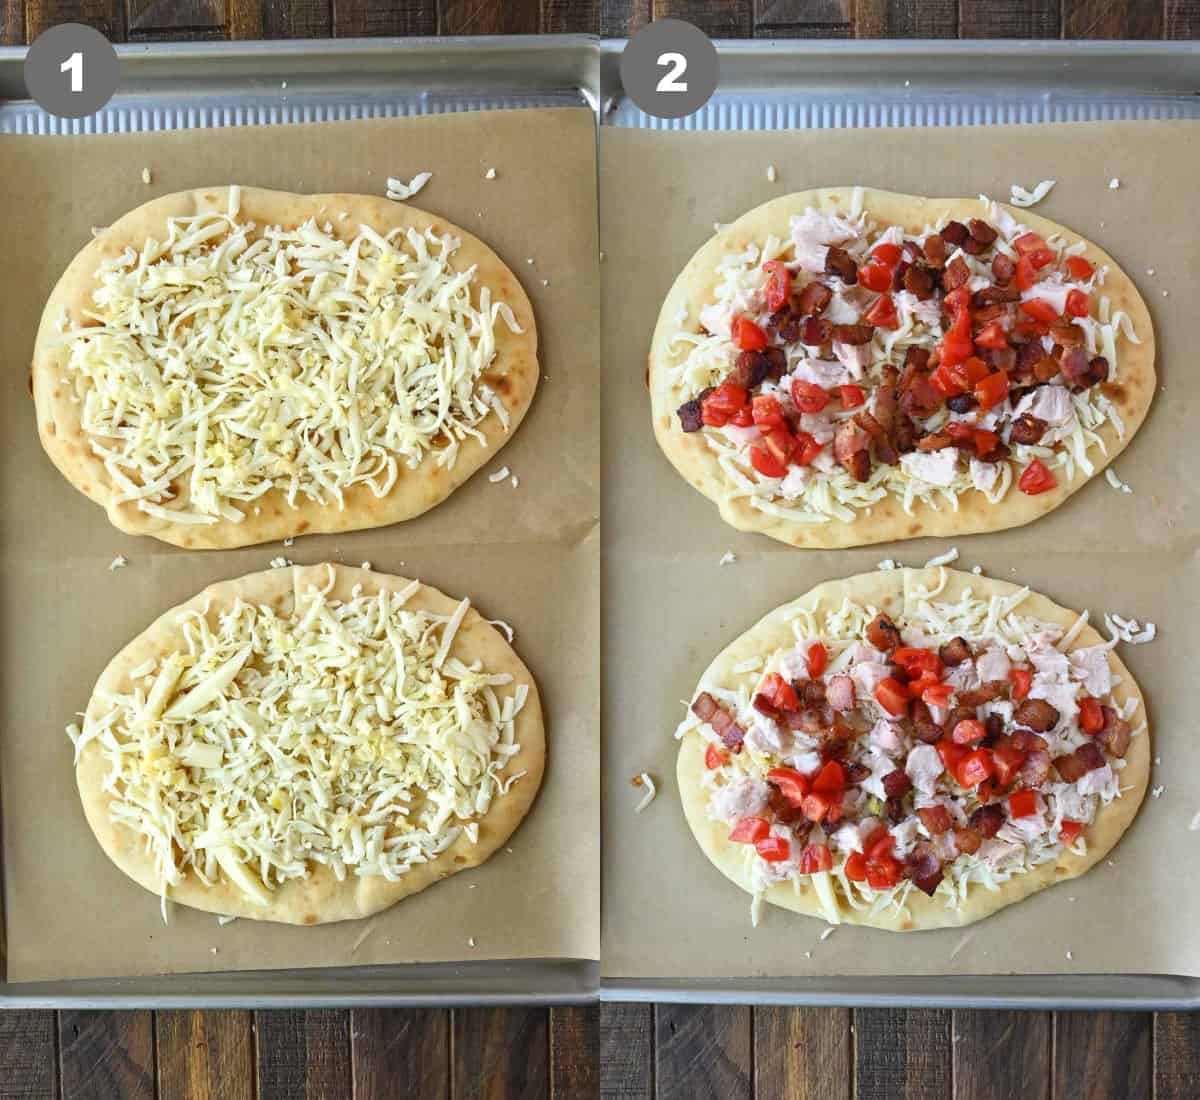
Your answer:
108,555 -> 128,571
634,772 -> 658,813
1105,468 -> 1133,494
1010,180 -> 1056,207
923,547 -> 959,568
386,172 -> 433,200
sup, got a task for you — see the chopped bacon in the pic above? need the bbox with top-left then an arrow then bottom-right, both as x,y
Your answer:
1018,749 -> 1052,789
728,349 -> 769,390
1009,729 -> 1049,754
833,420 -> 872,482
903,346 -> 931,373
991,252 -> 1016,286
938,636 -> 973,667
798,679 -> 827,707
1097,706 -> 1132,758
903,265 -> 935,300
866,612 -> 902,653
1009,413 -> 1047,445
1014,698 -> 1059,733
918,805 -> 953,835
691,692 -> 719,721
1056,742 -> 1106,782
942,256 -> 970,291
762,346 -> 788,380
885,796 -> 907,824
906,844 -> 944,896
825,246 -> 859,285
854,410 -> 900,466
797,281 -> 833,315
769,309 -> 802,344
677,398 -> 704,432
954,826 -> 982,854
1013,339 -> 1045,380
911,709 -> 945,744
708,707 -> 746,751
1087,356 -> 1110,385
844,761 -> 871,785
980,345 -> 1016,373
801,317 -> 833,346
973,285 -> 1021,307
916,431 -> 953,452
882,770 -> 913,799
923,234 -> 947,268
1050,320 -> 1085,349
968,219 -> 998,246
956,680 -> 1009,706
941,220 -> 970,246
832,323 -> 873,346
969,803 -> 1005,838
787,708 -> 825,734
827,675 -> 856,712
1059,347 -> 1092,386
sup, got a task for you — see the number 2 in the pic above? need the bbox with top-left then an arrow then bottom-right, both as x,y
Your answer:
656,52 -> 688,93
60,51 -> 83,94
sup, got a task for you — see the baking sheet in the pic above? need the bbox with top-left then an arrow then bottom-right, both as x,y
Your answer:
600,120 -> 1199,980
0,107 -> 600,984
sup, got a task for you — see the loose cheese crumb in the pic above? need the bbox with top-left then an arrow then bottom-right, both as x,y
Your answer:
510,475 -> 519,489
108,555 -> 128,572
217,915 -> 236,926
766,165 -> 777,183
269,556 -> 292,569
1105,612 -> 1156,645
1105,468 -> 1133,494
386,172 -> 432,201
876,559 -> 901,571
971,565 -> 983,576
484,168 -> 497,180
634,772 -> 657,813
1066,950 -> 1074,960
141,167 -> 152,185
923,547 -> 959,568
360,561 -> 372,570
283,537 -> 295,548
719,551 -> 736,566
488,466 -> 511,483
1152,786 -> 1165,799
819,927 -> 835,941
1109,178 -> 1120,189
1190,812 -> 1200,831
468,936 -> 476,947
1009,180 -> 1055,207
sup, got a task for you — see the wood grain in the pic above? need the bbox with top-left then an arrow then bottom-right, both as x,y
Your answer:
1165,0 -> 1200,37
601,0 -> 647,36
453,1008 -> 550,1100
254,1010 -> 351,1100
754,1007 -> 851,1100
1053,1012 -> 1151,1100
0,1009 -> 57,1100
439,0 -> 540,34
652,0 -> 753,37
24,0 -> 125,40
1155,1013 -> 1200,1100
551,1007 -> 599,1099
0,0 -> 23,44
960,0 -> 1060,37
127,0 -> 222,32
655,1005 -> 751,1100
852,0 -> 956,37
336,0 -> 435,35
156,1011 -> 254,1100
953,1011 -> 1051,1100
854,1009 -> 952,1100
59,1011 -> 154,1100
1063,0 -> 1163,38
256,0 -> 331,37
756,0 -> 851,30
543,0 -> 599,33
349,1009 -> 449,1099
599,1004 -> 652,1100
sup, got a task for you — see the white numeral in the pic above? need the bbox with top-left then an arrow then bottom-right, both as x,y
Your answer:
60,51 -> 83,93
655,51 -> 688,93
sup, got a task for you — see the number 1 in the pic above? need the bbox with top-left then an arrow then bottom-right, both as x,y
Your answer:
656,52 -> 688,93
60,51 -> 83,94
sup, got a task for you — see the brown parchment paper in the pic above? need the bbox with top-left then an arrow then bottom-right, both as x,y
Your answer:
0,108 -> 599,983
601,121 -> 1200,979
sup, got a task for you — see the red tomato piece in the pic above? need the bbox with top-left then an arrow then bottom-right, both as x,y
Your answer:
730,404 -> 754,427
763,427 -> 798,468
1065,289 -> 1090,318
811,760 -> 846,796
801,792 -> 832,824
874,677 -> 910,717
871,243 -> 902,267
798,843 -> 833,874
1008,667 -> 1032,701
731,316 -> 768,351
992,741 -> 1027,786
762,260 -> 793,314
859,263 -> 892,293
1014,255 -> 1039,292
1018,458 -> 1057,496
943,286 -> 973,313
866,858 -> 902,890
750,444 -> 788,478
1029,247 -> 1056,271
973,429 -> 1000,458
865,293 -> 899,330
1008,789 -> 1038,818
952,718 -> 986,746
844,850 -> 868,882
767,766 -> 811,807
1066,256 -> 1095,281
907,675 -> 940,700
1079,696 -> 1105,735
752,393 -> 786,430
760,672 -> 800,713
730,816 -> 769,844
930,362 -> 966,397
893,647 -> 942,679
1020,298 -> 1061,324
791,379 -> 830,413
922,682 -> 954,709
864,828 -> 894,863
974,320 -> 1009,350
702,382 -> 748,419
1059,820 -> 1083,845
755,835 -> 792,862
1013,232 -> 1048,257
936,739 -> 967,775
794,432 -> 824,466
806,641 -> 828,678
838,384 -> 866,408
955,749 -> 995,789
704,744 -> 727,770
939,331 -> 974,370
974,369 -> 1010,411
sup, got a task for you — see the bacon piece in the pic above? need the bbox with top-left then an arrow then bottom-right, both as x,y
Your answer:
972,304 -> 1011,326
980,345 -> 1017,373
769,309 -> 802,345
1014,698 -> 1059,733
1097,706 -> 1132,758
799,679 -> 827,707
941,220 -> 970,246
801,317 -> 833,346
942,256 -> 970,291
1087,356 -> 1110,385
1018,749 -> 1052,789
956,680 -> 1009,707
825,246 -> 858,285
916,432 -> 953,452
827,675 -> 856,712
854,410 -> 900,467
1056,741 -> 1107,782
832,323 -> 873,346
906,844 -> 945,896
844,761 -> 871,785
918,805 -> 953,835
797,281 -> 833,315
1050,321 -> 1085,349
1013,339 -> 1045,380
786,708 -> 825,734
973,285 -> 1021,307
903,265 -> 935,300
903,346 -> 931,373
1009,414 -> 1047,445
992,253 -> 1016,286
677,398 -> 703,432
1009,729 -> 1048,754
728,349 -> 769,389
762,346 -> 788,380
912,710 -> 945,744
866,612 -> 902,653
954,826 -> 982,854
969,219 -> 999,246
923,234 -> 947,268
969,803 -> 1005,838
882,770 -> 913,799
1059,347 -> 1092,386
938,636 -> 973,667
691,692 -> 719,721
708,707 -> 746,751
834,420 -> 872,482
885,796 -> 907,824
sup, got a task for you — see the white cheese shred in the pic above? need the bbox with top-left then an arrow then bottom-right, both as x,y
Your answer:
108,555 -> 128,572
1105,468 -> 1133,494
634,773 -> 658,813
923,547 -> 959,569
1010,180 -> 1056,207
386,172 -> 433,201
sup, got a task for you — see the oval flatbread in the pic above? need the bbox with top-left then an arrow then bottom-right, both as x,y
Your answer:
72,563 -> 544,925
676,567 -> 1149,931
34,186 -> 539,549
650,187 -> 1155,548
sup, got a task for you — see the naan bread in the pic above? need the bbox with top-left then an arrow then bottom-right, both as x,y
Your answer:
74,563 -> 544,925
650,188 -> 1155,548
33,186 -> 539,549
677,567 -> 1149,931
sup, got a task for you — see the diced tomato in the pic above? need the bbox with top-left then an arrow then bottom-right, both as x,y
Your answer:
811,760 -> 846,796
838,384 -> 866,409
764,427 -> 798,467
866,858 -> 902,890
1059,820 -> 1083,846
1018,458 -> 1057,496
955,748 -> 995,789
939,330 -> 975,371
762,260 -> 793,314
825,802 -> 844,827
975,320 -> 1009,350
922,682 -> 954,709
752,393 -> 787,430
798,843 -> 833,874
1029,247 -> 1056,270
952,718 -> 986,746
1008,789 -> 1038,818
976,777 -> 998,805
936,739 -> 967,775
1066,256 -> 1095,281
864,828 -> 894,863
1013,232 -> 1048,257
893,647 -> 942,679
844,850 -> 868,882
806,641 -> 828,678
930,362 -> 966,397
794,432 -> 824,466
959,356 -> 991,386
731,316 -> 768,351
974,369 -> 1010,411
704,744 -> 727,770
1065,289 -> 1090,318
859,263 -> 892,293
971,429 -> 1000,458
701,382 -> 749,427
755,835 -> 792,862
750,444 -> 788,478
1015,255 -> 1039,292
801,792 -> 833,823
730,404 -> 754,427
1008,667 -> 1032,701
871,242 -> 902,267
1011,319 -> 1049,342
992,741 -> 1027,786
1020,298 -> 1061,324
767,767 -> 811,807
875,677 -> 910,717
757,672 -> 800,714
1079,696 -> 1105,735
791,379 -> 830,413
730,816 -> 769,844
944,286 -> 972,313
907,675 -> 941,700
865,293 -> 899,330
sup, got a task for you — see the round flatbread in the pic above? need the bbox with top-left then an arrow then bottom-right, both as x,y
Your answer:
677,567 -> 1149,931
33,186 -> 539,549
73,563 -> 544,924
650,187 -> 1155,548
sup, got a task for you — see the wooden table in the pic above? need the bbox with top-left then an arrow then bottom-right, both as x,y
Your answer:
2,2 -> 1197,1097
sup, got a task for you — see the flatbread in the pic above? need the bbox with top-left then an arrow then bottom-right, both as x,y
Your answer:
75,563 -> 545,925
649,187 -> 1156,548
33,186 -> 539,549
676,567 -> 1150,931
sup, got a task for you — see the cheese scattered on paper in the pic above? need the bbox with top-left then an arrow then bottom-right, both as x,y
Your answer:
484,168 -> 497,180
1105,468 -> 1133,494
488,467 -> 511,483
766,165 -> 777,183
719,551 -> 737,566
923,547 -> 959,568
1109,178 -> 1120,189
141,167 -> 152,185
385,172 -> 432,201
1009,180 -> 1055,207
633,772 -> 657,813
108,555 -> 128,572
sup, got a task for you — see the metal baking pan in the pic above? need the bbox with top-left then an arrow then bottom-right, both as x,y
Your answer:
0,35 -> 598,1008
599,37 -> 1200,1010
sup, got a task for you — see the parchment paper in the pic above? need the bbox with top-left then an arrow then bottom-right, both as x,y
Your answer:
0,108 -> 599,983
600,121 -> 1200,979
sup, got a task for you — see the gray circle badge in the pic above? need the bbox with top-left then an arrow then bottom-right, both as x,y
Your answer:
25,23 -> 119,119
620,19 -> 719,120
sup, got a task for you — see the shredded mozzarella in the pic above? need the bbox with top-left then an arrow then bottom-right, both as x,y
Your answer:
385,172 -> 433,200
634,773 -> 658,813
1010,180 -> 1056,207
923,547 -> 959,568
1105,468 -> 1133,494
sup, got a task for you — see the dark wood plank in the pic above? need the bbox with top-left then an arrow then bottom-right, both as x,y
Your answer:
127,0 -> 223,33
254,0 -> 330,37
1155,1013 -> 1200,1100
551,1007 -> 599,1099
651,0 -> 753,37
1,0 -> 23,45
601,0 -> 648,36
543,0 -> 599,33
0,1010 -> 57,1099
439,0 -> 540,34
599,1004 -> 652,1100
349,1009 -> 450,1100
852,0 -> 955,37
254,1010 -> 351,1100
452,1008 -> 550,1100
156,1011 -> 254,1100
336,0 -> 434,36
25,0 -> 126,40
1165,0 -> 1200,36
953,1011 -> 1050,1100
959,0 -> 1060,37
655,1005 -> 750,1100
1053,1012 -> 1151,1100
59,1010 -> 154,1100
756,0 -> 850,30
754,1007 -> 851,1100
1062,0 -> 1163,38
854,1009 -> 951,1100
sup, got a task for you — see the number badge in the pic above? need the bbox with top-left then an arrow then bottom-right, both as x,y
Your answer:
25,23 -> 120,120
620,19 -> 719,121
